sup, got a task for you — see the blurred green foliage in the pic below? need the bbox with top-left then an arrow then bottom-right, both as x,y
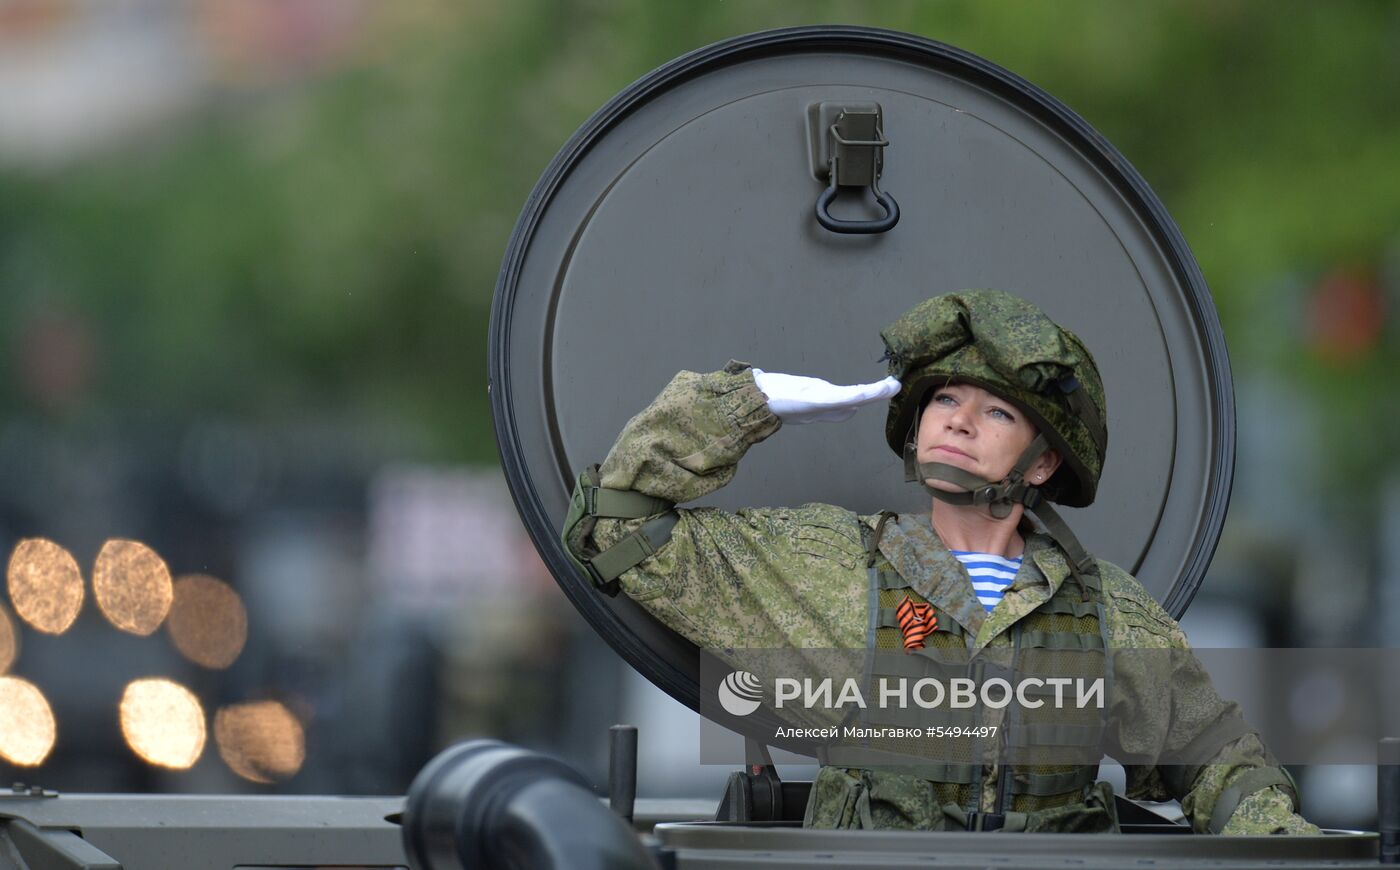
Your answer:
0,1 -> 1396,499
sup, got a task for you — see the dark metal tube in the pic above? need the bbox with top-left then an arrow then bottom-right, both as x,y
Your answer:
494,777 -> 657,870
402,739 -> 659,870
610,725 -> 638,824
1381,738 -> 1400,864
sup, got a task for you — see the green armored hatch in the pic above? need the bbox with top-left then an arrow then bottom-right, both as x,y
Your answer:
490,25 -> 1233,714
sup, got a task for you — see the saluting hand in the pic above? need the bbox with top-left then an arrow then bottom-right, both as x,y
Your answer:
751,369 -> 901,424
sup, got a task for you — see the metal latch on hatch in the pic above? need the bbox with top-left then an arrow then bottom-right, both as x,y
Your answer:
807,101 -> 900,235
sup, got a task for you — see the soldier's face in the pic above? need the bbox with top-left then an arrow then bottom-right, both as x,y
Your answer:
916,383 -> 1059,489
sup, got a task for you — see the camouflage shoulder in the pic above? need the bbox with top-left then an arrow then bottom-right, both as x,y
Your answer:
738,502 -> 868,568
731,501 -> 858,524
794,501 -> 862,525
1095,559 -> 1157,609
1095,558 -> 1188,649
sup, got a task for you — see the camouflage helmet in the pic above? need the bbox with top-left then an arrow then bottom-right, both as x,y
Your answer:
881,290 -> 1108,508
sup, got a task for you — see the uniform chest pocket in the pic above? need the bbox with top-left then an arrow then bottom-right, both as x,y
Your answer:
796,520 -> 863,570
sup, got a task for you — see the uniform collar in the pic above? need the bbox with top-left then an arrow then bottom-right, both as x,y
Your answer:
870,514 -> 1074,646
973,528 -> 1072,649
873,513 -> 986,636
1023,530 -> 1071,596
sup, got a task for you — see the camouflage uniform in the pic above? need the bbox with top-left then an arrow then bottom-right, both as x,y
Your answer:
578,362 -> 1316,835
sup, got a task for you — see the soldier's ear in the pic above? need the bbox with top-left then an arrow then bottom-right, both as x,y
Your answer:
1033,449 -> 1062,484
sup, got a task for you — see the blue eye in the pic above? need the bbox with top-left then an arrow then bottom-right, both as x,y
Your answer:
989,407 -> 1014,422
934,393 -> 956,405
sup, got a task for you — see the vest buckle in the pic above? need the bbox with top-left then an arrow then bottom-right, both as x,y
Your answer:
966,810 -> 1007,831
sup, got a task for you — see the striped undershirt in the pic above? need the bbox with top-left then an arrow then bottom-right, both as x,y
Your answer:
950,550 -> 1022,613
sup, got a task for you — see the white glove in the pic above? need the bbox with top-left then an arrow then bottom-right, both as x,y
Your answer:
751,368 -> 901,424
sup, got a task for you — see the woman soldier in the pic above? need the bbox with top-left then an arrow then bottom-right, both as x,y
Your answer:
562,289 -> 1315,834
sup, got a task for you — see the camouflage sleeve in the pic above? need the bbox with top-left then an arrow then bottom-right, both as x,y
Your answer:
587,363 -> 868,650
594,361 -> 780,503
1100,565 -> 1317,834
1218,786 -> 1320,835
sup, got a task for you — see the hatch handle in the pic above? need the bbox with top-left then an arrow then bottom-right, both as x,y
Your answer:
815,176 -> 900,235
809,104 -> 900,235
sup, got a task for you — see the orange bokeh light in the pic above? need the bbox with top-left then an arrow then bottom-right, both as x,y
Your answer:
119,678 -> 206,769
7,538 -> 84,635
94,540 -> 173,636
0,604 -> 17,674
214,701 -> 306,784
0,676 -> 56,766
167,575 -> 248,670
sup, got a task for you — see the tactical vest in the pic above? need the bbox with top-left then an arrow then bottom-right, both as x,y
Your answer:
820,512 -> 1111,827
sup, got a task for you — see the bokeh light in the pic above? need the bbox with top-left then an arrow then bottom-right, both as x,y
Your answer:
0,676 -> 57,767
94,540 -> 173,636
6,538 -> 84,635
119,678 -> 206,769
0,604 -> 17,674
166,574 -> 248,670
214,701 -> 306,784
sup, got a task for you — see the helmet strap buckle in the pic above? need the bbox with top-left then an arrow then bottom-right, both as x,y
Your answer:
903,442 -> 919,483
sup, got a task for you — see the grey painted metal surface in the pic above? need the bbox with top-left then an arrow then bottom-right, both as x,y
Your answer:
10,792 -> 1363,869
0,793 -> 405,869
0,756 -> 1380,868
490,25 -> 1234,715
654,823 -> 1379,868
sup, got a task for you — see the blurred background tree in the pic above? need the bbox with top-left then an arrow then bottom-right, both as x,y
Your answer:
3,1 -> 1395,477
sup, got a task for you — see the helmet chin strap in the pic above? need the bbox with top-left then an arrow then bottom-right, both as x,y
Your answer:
906,434 -> 1049,519
903,433 -> 1100,598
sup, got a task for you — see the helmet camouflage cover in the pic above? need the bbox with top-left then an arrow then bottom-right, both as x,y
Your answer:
881,290 -> 1108,507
